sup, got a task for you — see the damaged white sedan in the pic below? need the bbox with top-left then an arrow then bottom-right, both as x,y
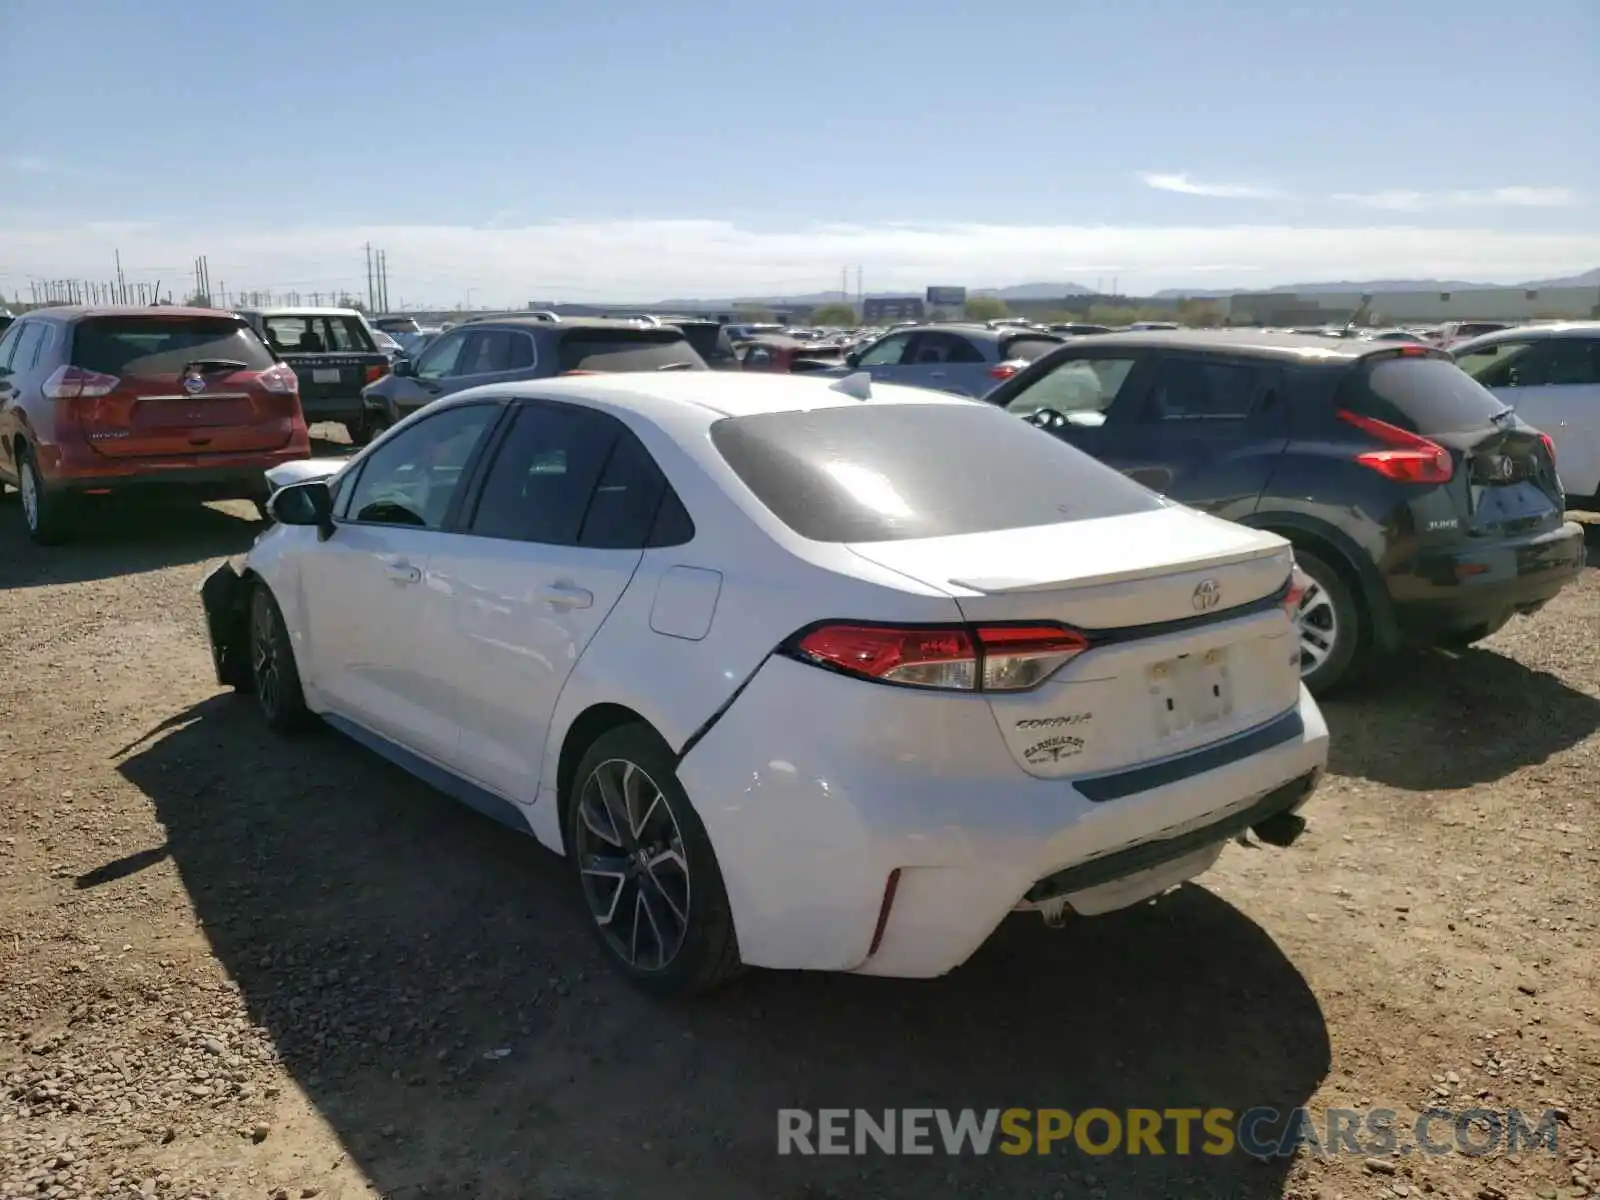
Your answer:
201,372 -> 1327,996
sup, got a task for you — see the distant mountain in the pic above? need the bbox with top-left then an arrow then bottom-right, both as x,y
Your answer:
648,269 -> 1597,311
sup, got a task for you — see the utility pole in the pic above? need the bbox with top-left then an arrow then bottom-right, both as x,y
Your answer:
841,266 -> 848,302
365,243 -> 374,311
856,265 -> 863,308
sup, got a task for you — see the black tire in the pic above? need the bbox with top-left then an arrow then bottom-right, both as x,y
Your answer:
15,445 -> 71,546
348,411 -> 390,447
1292,548 -> 1364,695
1435,618 -> 1508,650
566,724 -> 742,998
248,584 -> 313,733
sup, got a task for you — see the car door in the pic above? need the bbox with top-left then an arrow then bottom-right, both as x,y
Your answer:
1101,353 -> 1288,518
426,401 -> 671,807
849,331 -> 917,384
301,401 -> 503,762
0,320 -> 31,484
1458,336 -> 1600,499
993,349 -> 1154,464
899,330 -> 990,395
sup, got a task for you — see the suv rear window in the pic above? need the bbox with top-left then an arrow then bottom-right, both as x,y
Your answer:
262,313 -> 375,354
672,322 -> 738,367
710,402 -> 1164,543
70,316 -> 275,377
557,329 -> 707,373
1342,355 -> 1509,434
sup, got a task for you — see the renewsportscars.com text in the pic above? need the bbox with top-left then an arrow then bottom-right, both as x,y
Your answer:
777,1107 -> 1562,1158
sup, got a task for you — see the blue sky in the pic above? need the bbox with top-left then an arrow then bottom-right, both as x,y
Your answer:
2,0 -> 1596,303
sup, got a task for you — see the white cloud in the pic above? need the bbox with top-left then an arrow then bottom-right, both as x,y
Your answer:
1,215 -> 1596,305
1140,172 -> 1283,200
1336,186 -> 1579,212
2,156 -> 53,175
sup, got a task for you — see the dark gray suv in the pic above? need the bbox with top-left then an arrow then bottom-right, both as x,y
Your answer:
359,317 -> 708,439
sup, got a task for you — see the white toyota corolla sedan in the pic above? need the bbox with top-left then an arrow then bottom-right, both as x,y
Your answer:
201,371 -> 1328,996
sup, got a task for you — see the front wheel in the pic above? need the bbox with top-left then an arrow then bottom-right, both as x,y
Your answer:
249,584 -> 313,733
567,725 -> 741,998
348,411 -> 390,446
1290,549 -> 1363,695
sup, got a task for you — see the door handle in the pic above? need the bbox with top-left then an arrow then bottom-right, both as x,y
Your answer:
927,371 -> 947,378
540,582 -> 594,610
383,561 -> 422,585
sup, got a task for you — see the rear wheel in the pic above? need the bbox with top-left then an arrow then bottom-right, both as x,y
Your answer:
349,411 -> 390,446
567,724 -> 741,998
16,446 -> 71,545
1290,549 -> 1362,695
249,584 -> 312,733
1435,618 -> 1509,649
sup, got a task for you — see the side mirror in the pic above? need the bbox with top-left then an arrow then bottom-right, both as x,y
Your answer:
844,351 -> 862,369
391,358 -> 415,378
268,479 -> 334,536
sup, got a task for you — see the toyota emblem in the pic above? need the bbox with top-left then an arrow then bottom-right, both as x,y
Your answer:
1192,579 -> 1222,612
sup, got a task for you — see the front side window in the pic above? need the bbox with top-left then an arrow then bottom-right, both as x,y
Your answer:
344,404 -> 497,529
855,333 -> 914,367
414,331 -> 470,381
1004,355 -> 1141,417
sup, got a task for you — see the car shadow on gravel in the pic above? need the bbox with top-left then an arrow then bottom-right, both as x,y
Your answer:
114,695 -> 1330,1200
1324,647 -> 1600,791
0,496 -> 261,590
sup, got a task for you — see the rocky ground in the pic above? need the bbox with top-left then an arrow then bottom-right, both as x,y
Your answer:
1,448 -> 1596,1199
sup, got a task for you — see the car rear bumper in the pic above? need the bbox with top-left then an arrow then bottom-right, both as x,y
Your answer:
42,446 -> 312,499
1388,519 -> 1586,638
675,656 -> 1328,979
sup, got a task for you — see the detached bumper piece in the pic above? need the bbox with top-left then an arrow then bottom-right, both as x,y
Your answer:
199,561 -> 251,690
1023,770 -> 1319,905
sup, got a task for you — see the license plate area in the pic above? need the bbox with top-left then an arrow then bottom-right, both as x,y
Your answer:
312,368 -> 342,383
1147,648 -> 1233,738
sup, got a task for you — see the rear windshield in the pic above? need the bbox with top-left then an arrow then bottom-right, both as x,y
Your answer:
673,323 -> 738,366
709,402 -> 1165,543
1342,356 -> 1509,434
70,316 -> 275,377
999,336 -> 1065,362
261,313 -> 376,354
557,330 -> 707,373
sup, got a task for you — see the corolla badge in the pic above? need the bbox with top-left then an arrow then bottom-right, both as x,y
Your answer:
1192,578 -> 1222,612
182,371 -> 206,396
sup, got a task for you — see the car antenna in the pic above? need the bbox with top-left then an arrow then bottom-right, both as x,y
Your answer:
829,371 -> 873,401
1340,293 -> 1373,338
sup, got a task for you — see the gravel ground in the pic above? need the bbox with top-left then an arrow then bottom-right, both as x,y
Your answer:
1,442 -> 1596,1200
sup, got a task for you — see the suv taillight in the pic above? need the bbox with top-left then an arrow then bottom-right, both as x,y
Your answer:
1337,409 -> 1453,484
990,359 -> 1027,382
258,363 -> 298,394
786,622 -> 1088,692
1539,432 -> 1556,467
43,366 -> 119,399
365,363 -> 390,385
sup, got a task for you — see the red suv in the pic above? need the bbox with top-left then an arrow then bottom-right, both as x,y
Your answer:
0,307 -> 311,544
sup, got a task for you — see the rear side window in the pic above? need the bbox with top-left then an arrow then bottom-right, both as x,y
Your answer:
710,402 -> 1164,543
1342,355 -> 1509,434
557,330 -> 707,373
71,317 -> 275,376
462,329 -> 536,374
468,402 -> 687,548
1461,338 -> 1600,389
9,324 -> 46,374
999,336 -> 1065,362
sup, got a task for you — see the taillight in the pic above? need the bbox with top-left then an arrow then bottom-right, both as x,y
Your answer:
1539,432 -> 1556,467
43,366 -> 119,399
1282,568 -> 1308,619
258,363 -> 298,395
788,622 -> 1088,692
365,363 -> 390,385
1336,409 -> 1453,484
989,359 -> 1026,381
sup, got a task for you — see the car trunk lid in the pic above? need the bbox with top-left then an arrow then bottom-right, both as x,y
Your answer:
847,507 -> 1303,779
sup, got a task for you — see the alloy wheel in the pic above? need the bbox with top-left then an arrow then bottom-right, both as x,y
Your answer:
250,597 -> 282,718
1293,571 -> 1340,675
574,758 -> 691,972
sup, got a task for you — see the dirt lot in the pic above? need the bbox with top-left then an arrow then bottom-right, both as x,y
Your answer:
2,447 -> 1597,1199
